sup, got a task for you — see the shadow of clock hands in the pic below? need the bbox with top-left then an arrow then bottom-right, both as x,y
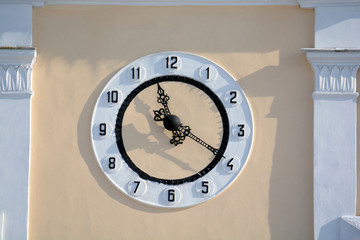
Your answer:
121,123 -> 199,174
130,98 -> 199,173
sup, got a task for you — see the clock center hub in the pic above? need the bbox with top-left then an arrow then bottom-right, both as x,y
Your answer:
163,115 -> 181,131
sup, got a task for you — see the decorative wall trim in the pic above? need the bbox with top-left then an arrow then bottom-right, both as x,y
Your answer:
4,0 -> 298,6
298,0 -> 360,8
304,49 -> 360,97
0,49 -> 36,96
43,0 -> 298,5
0,0 -> 44,7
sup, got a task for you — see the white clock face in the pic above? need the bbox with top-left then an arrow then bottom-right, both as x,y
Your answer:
91,52 -> 253,208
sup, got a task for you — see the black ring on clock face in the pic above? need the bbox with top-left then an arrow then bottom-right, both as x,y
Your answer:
115,75 -> 230,185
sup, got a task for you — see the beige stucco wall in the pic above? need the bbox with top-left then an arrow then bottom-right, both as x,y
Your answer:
31,5 -> 314,240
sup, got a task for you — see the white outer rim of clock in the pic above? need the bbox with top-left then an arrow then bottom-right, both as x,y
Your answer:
90,51 -> 254,208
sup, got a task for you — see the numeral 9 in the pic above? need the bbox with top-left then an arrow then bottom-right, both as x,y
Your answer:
99,123 -> 106,136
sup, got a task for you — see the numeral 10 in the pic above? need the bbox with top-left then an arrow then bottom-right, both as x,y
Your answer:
107,90 -> 118,103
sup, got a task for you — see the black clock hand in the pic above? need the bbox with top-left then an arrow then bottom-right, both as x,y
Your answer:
171,125 -> 219,156
155,83 -> 171,115
153,83 -> 173,122
152,83 -> 219,155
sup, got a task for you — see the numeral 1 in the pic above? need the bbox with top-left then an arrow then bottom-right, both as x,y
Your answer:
205,67 -> 210,79
199,65 -> 217,81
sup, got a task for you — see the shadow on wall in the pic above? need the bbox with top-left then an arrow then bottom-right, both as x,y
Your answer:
240,49 -> 314,239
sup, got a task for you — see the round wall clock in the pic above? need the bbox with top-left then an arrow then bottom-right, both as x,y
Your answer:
91,51 -> 253,208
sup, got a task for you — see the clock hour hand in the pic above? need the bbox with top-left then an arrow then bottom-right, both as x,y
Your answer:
155,83 -> 171,116
171,125 -> 219,156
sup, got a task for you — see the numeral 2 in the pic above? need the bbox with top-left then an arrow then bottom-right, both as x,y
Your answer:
230,91 -> 237,104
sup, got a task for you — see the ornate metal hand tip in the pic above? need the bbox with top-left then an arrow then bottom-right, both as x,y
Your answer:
156,83 -> 170,105
153,108 -> 166,121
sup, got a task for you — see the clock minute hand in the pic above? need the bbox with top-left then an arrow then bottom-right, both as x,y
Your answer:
171,125 -> 219,156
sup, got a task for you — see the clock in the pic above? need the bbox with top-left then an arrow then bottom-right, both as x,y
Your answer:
91,51 -> 253,208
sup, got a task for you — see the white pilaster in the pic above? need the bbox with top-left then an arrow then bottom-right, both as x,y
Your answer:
0,2 -> 35,240
305,49 -> 360,240
0,48 -> 36,240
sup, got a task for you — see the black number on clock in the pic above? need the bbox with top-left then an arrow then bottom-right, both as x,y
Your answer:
107,90 -> 118,103
201,181 -> 209,194
230,91 -> 237,104
108,157 -> 116,169
205,67 -> 210,79
237,124 -> 245,137
131,67 -> 141,80
99,123 -> 106,136
166,56 -> 178,69
133,181 -> 140,193
168,189 -> 175,202
227,158 -> 234,171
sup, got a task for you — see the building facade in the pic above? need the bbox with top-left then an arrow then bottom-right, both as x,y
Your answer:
0,0 -> 359,239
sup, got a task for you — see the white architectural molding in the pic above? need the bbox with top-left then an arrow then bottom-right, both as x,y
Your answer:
20,0 -> 299,6
298,0 -> 360,8
0,0 -> 44,7
304,49 -> 360,96
0,49 -> 36,96
305,49 -> 360,240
